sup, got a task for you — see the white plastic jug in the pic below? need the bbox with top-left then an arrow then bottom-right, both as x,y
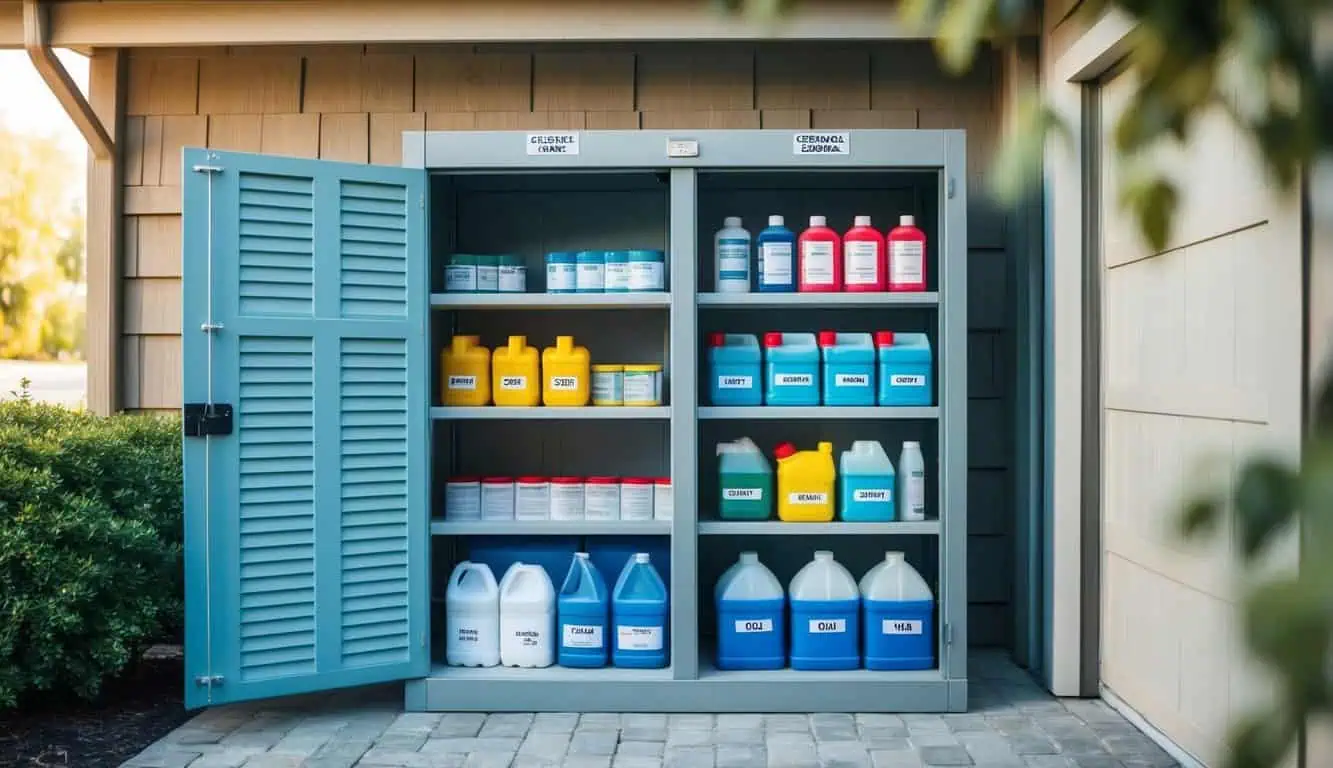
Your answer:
499,562 -> 556,668
859,552 -> 933,601
715,551 -> 784,602
789,550 -> 859,601
445,561 -> 500,667
840,440 -> 893,477
898,441 -> 927,521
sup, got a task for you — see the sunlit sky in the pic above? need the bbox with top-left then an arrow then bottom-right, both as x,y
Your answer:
1,49 -> 89,202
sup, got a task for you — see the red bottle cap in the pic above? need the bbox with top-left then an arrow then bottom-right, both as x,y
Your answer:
448,475 -> 480,483
817,330 -> 837,347
654,477 -> 671,485
774,442 -> 797,460
763,332 -> 784,348
586,476 -> 619,484
481,476 -> 513,483
875,331 -> 895,347
551,476 -> 583,484
621,477 -> 652,485
517,476 -> 548,483
707,332 -> 725,347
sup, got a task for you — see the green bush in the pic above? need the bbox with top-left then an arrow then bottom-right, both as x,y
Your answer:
0,394 -> 182,708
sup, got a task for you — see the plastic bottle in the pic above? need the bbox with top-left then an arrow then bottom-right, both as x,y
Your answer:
839,441 -> 896,522
876,331 -> 934,407
492,335 -> 540,407
843,215 -> 886,291
441,335 -> 491,406
819,331 -> 876,407
756,215 -> 796,293
897,441 -> 926,521
715,217 -> 752,293
557,552 -> 610,668
715,552 -> 785,670
707,333 -> 762,407
887,215 -> 927,292
860,552 -> 935,670
763,332 -> 820,407
717,437 -> 773,520
788,551 -> 860,670
611,553 -> 669,669
445,561 -> 500,667
499,562 -> 556,668
542,335 -> 591,407
775,441 -> 836,522
798,215 -> 841,292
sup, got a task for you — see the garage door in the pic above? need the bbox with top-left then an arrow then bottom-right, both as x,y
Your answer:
1095,67 -> 1303,763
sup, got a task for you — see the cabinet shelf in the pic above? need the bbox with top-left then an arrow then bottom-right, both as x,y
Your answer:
431,406 -> 670,420
698,292 -> 938,309
698,406 -> 937,420
698,521 -> 939,536
431,520 -> 670,536
431,293 -> 670,309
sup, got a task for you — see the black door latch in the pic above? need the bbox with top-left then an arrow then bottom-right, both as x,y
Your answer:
183,403 -> 233,437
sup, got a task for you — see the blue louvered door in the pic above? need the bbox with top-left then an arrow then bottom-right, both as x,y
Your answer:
181,148 -> 429,708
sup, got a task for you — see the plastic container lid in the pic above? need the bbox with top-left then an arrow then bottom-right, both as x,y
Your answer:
817,330 -> 837,347
903,440 -> 920,449
900,214 -> 916,227
577,250 -> 605,263
854,215 -> 872,227
450,254 -> 478,266
476,255 -> 497,266
774,442 -> 797,460
586,476 -> 620,484
768,215 -> 784,226
814,550 -> 833,561
482,476 -> 514,483
707,332 -> 725,348
551,476 -> 583,484
498,254 -> 523,266
575,551 -> 590,560
623,364 -> 662,372
763,332 -> 784,348
592,364 -> 625,372
448,475 -> 481,483
809,215 -> 827,227
724,216 -> 742,228
546,251 -> 576,263
604,250 -> 628,263
633,553 -> 651,564
876,331 -> 896,347
627,249 -> 664,262
654,477 -> 671,485
517,475 -> 548,484
621,477 -> 652,485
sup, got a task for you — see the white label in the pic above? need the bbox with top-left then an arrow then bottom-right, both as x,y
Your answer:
835,373 -> 870,387
547,263 -> 577,291
585,484 -> 620,521
654,483 -> 672,521
498,265 -> 526,292
549,483 -> 584,520
617,625 -> 664,651
481,484 -> 514,520
793,132 -> 850,155
882,619 -> 924,635
549,375 -> 580,391
891,374 -> 926,386
800,240 -> 835,285
500,376 -> 527,390
759,242 -> 793,285
667,139 -> 699,158
723,487 -> 763,501
477,265 -> 498,292
717,238 -> 750,278
563,624 -> 604,647
853,488 -> 893,503
787,492 -> 827,505
628,261 -> 664,291
455,625 -> 482,644
809,619 -> 846,633
509,626 -> 545,648
444,483 -> 481,520
717,375 -> 753,389
844,240 -> 881,285
891,240 -> 925,285
605,262 -> 631,291
735,619 -> 774,633
576,263 -> 605,291
447,375 -> 477,390
623,372 -> 658,404
445,265 -> 477,292
527,132 -> 580,155
515,484 -> 550,520
775,373 -> 812,386
620,484 -> 655,521
904,471 -> 926,520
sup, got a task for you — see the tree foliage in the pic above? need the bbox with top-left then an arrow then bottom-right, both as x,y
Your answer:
0,120 -> 86,361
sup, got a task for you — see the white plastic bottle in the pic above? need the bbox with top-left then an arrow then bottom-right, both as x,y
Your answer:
445,561 -> 500,667
715,216 -> 752,293
897,441 -> 926,521
499,562 -> 556,668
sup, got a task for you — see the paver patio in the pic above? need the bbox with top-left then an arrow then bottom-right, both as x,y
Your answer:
122,653 -> 1180,768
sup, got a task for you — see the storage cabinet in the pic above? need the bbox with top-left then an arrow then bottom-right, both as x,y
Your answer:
181,129 -> 967,713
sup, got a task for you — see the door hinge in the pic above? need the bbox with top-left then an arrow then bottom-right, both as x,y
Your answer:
420,194 -> 425,210
192,164 -> 224,174
947,177 -> 957,199
194,674 -> 224,687
183,403 -> 234,437
944,623 -> 954,645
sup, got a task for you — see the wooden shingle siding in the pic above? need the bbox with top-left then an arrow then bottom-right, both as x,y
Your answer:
118,41 -> 1015,644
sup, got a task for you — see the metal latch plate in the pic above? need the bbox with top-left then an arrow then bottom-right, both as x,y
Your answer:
183,403 -> 234,437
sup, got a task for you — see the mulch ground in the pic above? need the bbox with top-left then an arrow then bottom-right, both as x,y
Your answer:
0,654 -> 191,768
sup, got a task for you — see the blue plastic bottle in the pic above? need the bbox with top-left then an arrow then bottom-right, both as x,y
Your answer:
611,553 -> 669,669
839,440 -> 896,522
876,331 -> 933,406
819,331 -> 876,406
763,332 -> 819,406
715,552 -> 785,670
707,333 -> 762,406
557,552 -> 610,668
788,551 -> 860,670
756,215 -> 796,292
860,552 -> 935,670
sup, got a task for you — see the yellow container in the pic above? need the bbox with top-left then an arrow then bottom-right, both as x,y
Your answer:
441,335 -> 491,406
492,335 -> 541,407
776,441 -> 836,522
622,364 -> 663,406
541,335 -> 591,407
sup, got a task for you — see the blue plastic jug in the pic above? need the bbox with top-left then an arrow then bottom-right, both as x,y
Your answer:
819,331 -> 876,406
763,332 -> 819,406
707,333 -> 762,406
611,553 -> 669,669
860,552 -> 935,670
788,551 -> 860,670
557,552 -> 610,668
839,440 -> 896,522
876,331 -> 933,407
715,552 -> 785,670
466,536 -> 579,588
588,536 -> 670,589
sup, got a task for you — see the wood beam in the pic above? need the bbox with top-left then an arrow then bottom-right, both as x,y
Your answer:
84,48 -> 126,414
22,0 -> 113,159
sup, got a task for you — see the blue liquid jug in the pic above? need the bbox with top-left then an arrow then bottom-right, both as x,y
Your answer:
820,331 -> 876,406
763,332 -> 819,407
860,552 -> 935,670
611,553 -> 669,669
557,552 -> 610,668
715,552 -> 785,670
707,333 -> 762,406
838,440 -> 896,522
788,551 -> 860,670
876,331 -> 933,407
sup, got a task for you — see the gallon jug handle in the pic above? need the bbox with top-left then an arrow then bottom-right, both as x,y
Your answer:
453,561 -> 474,588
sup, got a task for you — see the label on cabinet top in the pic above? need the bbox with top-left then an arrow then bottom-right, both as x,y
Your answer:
793,132 -> 849,155
527,133 -> 580,156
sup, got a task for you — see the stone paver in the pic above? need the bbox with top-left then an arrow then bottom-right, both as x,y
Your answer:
120,654 -> 1180,768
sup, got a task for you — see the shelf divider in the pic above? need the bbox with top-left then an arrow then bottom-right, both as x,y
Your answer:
698,520 -> 940,536
698,292 -> 938,308
431,292 -> 670,309
430,406 -> 670,420
699,406 -> 937,420
432,520 -> 671,536
668,166 -> 699,682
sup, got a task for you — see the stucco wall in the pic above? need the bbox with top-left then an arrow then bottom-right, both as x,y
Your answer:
113,41 -> 1019,645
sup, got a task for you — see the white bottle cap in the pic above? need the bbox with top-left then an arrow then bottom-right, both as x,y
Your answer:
724,216 -> 742,228
884,551 -> 904,563
575,552 -> 590,560
903,440 -> 920,448
854,215 -> 872,227
900,214 -> 915,227
768,215 -> 784,226
814,550 -> 833,561
809,215 -> 826,227
634,552 -> 651,564
739,552 -> 759,564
